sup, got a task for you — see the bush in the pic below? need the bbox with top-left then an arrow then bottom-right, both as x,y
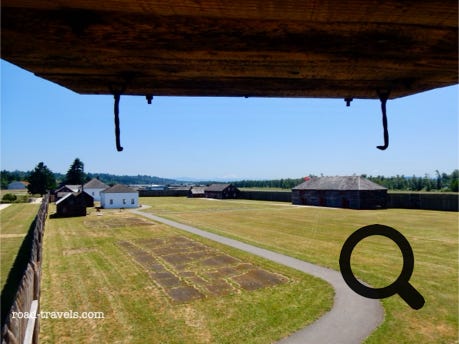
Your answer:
2,193 -> 17,202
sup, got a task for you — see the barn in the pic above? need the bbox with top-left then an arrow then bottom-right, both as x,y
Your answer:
54,192 -> 91,217
204,184 -> 240,199
84,178 -> 109,201
100,184 -> 139,209
292,176 -> 387,209
54,185 -> 82,200
188,186 -> 206,198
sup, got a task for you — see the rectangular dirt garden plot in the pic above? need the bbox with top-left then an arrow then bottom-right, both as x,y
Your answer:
118,235 -> 288,303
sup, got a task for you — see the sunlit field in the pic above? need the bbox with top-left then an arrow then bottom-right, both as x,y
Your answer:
40,205 -> 333,343
139,197 -> 458,343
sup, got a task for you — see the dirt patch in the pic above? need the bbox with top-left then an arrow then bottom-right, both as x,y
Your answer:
201,254 -> 239,268
84,214 -> 154,229
233,269 -> 288,291
118,235 -> 287,304
167,286 -> 204,303
118,241 -> 158,268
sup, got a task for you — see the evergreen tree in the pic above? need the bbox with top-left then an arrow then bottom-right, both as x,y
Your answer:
27,162 -> 56,195
64,158 -> 86,185
450,170 -> 459,192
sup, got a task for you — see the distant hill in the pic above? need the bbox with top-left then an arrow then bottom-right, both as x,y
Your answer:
85,173 -> 180,186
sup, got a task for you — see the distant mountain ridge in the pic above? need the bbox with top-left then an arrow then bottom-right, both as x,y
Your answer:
85,173 -> 180,186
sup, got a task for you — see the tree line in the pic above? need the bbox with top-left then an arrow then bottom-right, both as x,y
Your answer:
363,170 -> 458,192
1,158 -> 179,195
1,159 -> 458,194
230,170 -> 459,192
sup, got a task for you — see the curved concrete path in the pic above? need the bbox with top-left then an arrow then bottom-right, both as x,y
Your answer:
131,209 -> 384,344
0,204 -> 12,211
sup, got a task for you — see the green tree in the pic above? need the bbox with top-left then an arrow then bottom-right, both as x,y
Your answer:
450,169 -> 459,192
435,170 -> 442,190
64,158 -> 86,185
0,171 -> 9,189
27,162 -> 56,195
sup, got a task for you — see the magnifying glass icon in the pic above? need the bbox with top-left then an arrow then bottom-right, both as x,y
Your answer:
339,224 -> 425,310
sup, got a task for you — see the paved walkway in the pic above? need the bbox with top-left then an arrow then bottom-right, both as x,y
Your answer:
0,204 -> 12,211
131,209 -> 384,344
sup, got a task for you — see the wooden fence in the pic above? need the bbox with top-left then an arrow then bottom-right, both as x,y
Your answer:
237,191 -> 458,211
139,189 -> 190,197
1,195 -> 49,344
138,189 -> 457,211
387,192 -> 458,211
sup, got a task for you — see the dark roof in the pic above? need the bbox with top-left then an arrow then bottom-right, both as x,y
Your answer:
204,184 -> 232,192
292,176 -> 387,191
55,192 -> 73,205
56,191 -> 92,205
101,184 -> 137,194
55,185 -> 81,193
190,186 -> 206,194
84,178 -> 109,189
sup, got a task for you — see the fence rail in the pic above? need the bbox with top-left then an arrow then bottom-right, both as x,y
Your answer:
1,195 -> 49,344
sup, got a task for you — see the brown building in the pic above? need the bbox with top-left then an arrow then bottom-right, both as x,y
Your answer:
204,184 -> 240,199
292,176 -> 387,209
55,192 -> 92,217
53,185 -> 82,201
188,186 -> 206,198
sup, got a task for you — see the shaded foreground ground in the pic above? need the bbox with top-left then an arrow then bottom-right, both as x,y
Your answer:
40,206 -> 333,343
0,203 -> 40,290
139,197 -> 458,344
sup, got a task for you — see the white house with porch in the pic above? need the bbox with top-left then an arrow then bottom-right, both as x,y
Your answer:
84,178 -> 109,201
100,184 -> 139,209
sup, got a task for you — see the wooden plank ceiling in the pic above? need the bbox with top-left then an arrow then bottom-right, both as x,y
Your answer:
1,0 -> 457,99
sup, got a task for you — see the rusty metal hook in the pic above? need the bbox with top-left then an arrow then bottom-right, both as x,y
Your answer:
376,90 -> 390,150
113,93 -> 123,152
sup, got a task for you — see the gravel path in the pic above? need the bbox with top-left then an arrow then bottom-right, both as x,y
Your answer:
131,209 -> 384,344
0,204 -> 12,211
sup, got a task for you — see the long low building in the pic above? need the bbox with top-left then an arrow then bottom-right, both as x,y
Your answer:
292,176 -> 387,209
204,184 -> 240,199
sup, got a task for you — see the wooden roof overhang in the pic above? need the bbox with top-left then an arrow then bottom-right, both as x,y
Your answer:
2,0 -> 457,100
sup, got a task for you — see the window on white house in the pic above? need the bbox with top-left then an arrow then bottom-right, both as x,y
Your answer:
131,199 -> 135,204
110,199 -> 113,205
123,199 -> 126,204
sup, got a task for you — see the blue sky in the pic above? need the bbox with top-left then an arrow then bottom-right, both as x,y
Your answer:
1,60 -> 457,180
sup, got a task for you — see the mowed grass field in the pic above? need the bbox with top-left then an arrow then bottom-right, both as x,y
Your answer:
40,205 -> 333,344
139,197 -> 458,344
0,203 -> 40,290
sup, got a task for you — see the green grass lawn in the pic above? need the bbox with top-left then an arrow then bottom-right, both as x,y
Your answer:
139,197 -> 458,344
40,206 -> 333,344
0,203 -> 40,290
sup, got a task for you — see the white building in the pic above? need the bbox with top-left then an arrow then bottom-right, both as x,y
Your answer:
100,184 -> 139,209
84,178 -> 109,201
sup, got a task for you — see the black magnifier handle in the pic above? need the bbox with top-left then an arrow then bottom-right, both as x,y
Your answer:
398,283 -> 425,310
